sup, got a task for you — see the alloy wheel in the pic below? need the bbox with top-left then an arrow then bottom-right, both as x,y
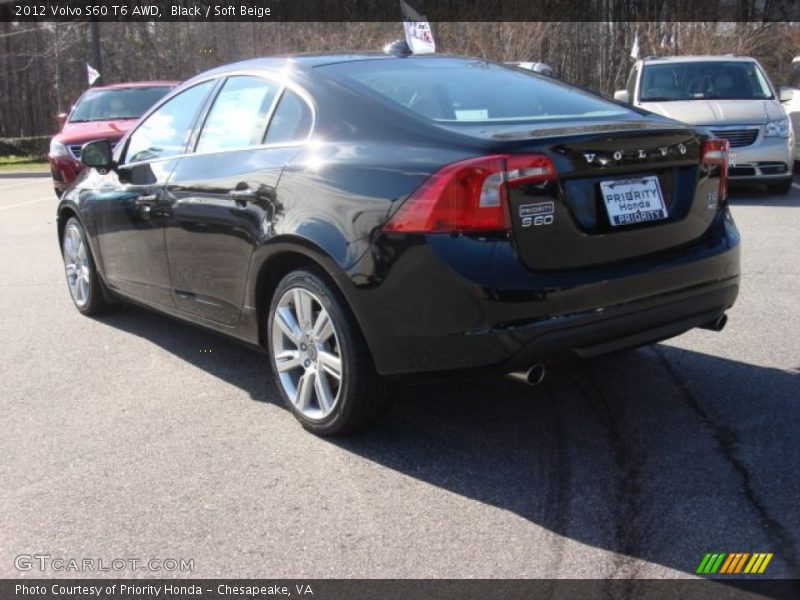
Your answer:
271,287 -> 344,420
63,223 -> 91,307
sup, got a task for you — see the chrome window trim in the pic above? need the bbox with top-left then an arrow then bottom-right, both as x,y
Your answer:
118,69 -> 317,169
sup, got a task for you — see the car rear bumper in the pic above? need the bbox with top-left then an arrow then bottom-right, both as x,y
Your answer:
488,278 -> 737,372
352,209 -> 740,377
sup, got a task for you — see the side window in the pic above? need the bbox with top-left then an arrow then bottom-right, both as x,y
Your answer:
196,76 -> 280,153
625,66 -> 639,100
264,90 -> 313,145
124,81 -> 215,164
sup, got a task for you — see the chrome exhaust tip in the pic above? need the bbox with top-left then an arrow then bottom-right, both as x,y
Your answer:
525,364 -> 546,386
701,313 -> 728,332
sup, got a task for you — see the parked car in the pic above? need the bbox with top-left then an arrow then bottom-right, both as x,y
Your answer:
780,56 -> 800,164
615,55 -> 793,194
58,54 -> 739,435
49,81 -> 178,197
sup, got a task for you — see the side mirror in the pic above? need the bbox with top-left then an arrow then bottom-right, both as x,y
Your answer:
57,113 -> 68,129
81,139 -> 114,171
613,90 -> 630,103
779,86 -> 794,103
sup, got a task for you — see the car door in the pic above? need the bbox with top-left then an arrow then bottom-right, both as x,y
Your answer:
92,80 -> 217,306
163,76 -> 313,324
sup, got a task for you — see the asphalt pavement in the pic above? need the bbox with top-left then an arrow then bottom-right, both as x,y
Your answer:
0,175 -> 798,585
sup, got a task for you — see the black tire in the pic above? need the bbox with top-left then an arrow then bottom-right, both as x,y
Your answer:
267,268 -> 387,436
767,178 -> 792,195
61,216 -> 115,316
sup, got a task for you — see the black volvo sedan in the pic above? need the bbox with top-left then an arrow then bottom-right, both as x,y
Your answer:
57,53 -> 739,435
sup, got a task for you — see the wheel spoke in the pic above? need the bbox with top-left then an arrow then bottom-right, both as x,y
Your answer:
318,351 -> 342,381
314,370 -> 335,412
293,289 -> 313,330
76,277 -> 87,304
69,227 -> 81,255
312,310 -> 334,342
63,236 -> 76,262
65,263 -> 77,278
275,307 -> 302,343
294,370 -> 315,411
275,350 -> 301,372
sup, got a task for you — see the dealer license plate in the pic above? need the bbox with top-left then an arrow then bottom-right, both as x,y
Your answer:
600,176 -> 668,227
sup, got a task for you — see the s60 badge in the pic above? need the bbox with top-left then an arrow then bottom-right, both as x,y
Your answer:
520,201 -> 555,227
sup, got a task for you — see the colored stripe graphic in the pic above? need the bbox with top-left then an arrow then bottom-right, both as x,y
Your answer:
699,552 -> 774,575
734,553 -> 750,573
744,553 -> 773,574
697,553 -> 727,574
719,554 -> 735,574
720,553 -> 750,573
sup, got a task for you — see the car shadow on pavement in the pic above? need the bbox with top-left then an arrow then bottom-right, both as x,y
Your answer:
97,304 -> 800,589
97,303 -> 281,404
335,350 -> 799,586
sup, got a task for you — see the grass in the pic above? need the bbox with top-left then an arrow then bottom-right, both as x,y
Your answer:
0,155 -> 48,172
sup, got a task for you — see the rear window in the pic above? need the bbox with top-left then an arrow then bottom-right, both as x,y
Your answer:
265,90 -> 313,144
320,58 -> 630,123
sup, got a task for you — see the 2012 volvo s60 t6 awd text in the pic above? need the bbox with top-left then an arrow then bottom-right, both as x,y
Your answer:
57,53 -> 740,435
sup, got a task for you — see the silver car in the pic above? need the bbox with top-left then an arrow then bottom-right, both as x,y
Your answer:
615,55 -> 793,194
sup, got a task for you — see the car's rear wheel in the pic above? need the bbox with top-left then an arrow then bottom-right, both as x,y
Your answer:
267,269 -> 386,436
61,217 -> 114,315
767,178 -> 792,195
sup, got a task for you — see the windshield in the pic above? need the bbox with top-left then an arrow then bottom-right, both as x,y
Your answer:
640,61 -> 774,102
69,86 -> 172,122
320,58 -> 631,123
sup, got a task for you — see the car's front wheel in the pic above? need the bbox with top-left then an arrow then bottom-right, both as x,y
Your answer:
267,269 -> 386,436
61,217 -> 114,315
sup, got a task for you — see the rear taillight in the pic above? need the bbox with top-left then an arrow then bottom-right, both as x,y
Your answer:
383,154 -> 556,233
701,139 -> 729,201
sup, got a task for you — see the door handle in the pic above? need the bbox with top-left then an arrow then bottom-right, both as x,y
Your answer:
134,192 -> 163,220
135,193 -> 160,206
228,187 -> 258,207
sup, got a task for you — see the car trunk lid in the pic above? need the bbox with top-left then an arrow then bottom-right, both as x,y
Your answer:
469,124 -> 718,271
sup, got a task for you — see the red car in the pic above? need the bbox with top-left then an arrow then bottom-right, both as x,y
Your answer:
49,81 -> 178,196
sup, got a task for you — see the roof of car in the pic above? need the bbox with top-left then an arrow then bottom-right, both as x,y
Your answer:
185,53 -> 482,84
640,55 -> 756,64
90,81 -> 180,90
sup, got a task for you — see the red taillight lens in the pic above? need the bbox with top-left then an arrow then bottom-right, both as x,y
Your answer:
383,154 -> 556,233
701,139 -> 729,201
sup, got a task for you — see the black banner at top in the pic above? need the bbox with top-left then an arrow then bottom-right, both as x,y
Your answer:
1,0 -> 799,22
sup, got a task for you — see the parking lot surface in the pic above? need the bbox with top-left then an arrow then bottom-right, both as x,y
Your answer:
0,175 -> 798,582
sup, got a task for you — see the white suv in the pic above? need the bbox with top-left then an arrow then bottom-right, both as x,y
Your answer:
615,55 -> 793,194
